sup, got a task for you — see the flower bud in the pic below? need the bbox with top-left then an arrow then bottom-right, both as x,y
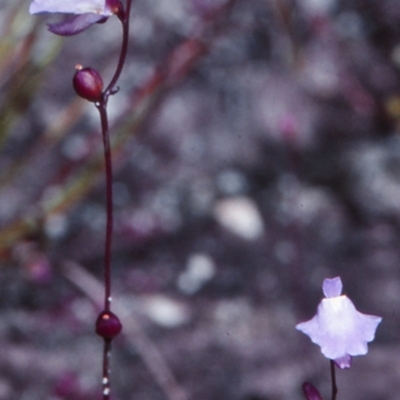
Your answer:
107,0 -> 125,18
73,65 -> 103,102
95,310 -> 122,341
302,382 -> 323,400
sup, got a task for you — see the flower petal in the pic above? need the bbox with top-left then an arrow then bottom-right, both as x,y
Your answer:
322,276 -> 342,298
30,0 -> 110,15
48,14 -> 107,36
333,354 -> 352,369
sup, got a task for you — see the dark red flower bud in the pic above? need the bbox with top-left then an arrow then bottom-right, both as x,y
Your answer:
302,382 -> 324,400
73,65 -> 103,102
106,0 -> 125,19
95,310 -> 122,341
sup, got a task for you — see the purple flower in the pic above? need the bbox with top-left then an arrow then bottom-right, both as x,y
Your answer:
296,277 -> 382,369
29,0 -> 123,36
29,0 -> 113,15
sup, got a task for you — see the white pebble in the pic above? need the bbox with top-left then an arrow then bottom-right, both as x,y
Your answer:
213,197 -> 264,240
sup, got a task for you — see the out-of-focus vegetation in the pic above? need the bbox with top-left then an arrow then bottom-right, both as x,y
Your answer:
2,1 -> 400,399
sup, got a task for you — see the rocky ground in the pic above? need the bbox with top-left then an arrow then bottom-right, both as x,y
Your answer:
1,0 -> 400,399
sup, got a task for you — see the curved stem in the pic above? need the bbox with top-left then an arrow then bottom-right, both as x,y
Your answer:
96,2 -> 133,399
104,0 -> 133,99
98,0 -> 133,316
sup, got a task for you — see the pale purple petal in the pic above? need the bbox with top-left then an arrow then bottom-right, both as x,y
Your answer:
322,276 -> 342,298
48,14 -> 106,36
333,354 -> 352,369
30,0 -> 111,15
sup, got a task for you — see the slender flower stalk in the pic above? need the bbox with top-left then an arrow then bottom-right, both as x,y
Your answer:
97,0 -> 132,319
30,1 -> 132,399
97,102 -> 113,311
104,0 -> 131,97
93,3 -> 132,399
329,360 -> 337,400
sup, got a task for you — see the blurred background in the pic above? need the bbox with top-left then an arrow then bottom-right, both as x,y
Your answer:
1,0 -> 400,399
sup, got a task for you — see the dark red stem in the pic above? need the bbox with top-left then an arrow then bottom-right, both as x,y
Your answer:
101,341 -> 112,400
96,0 -> 132,312
97,103 -> 113,311
330,360 -> 338,400
104,0 -> 132,99
95,1 -> 133,399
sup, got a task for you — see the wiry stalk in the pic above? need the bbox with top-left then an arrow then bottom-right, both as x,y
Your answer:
94,1 -> 133,398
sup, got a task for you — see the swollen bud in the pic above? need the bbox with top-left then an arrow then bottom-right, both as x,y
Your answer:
95,310 -> 122,341
107,0 -> 125,20
302,382 -> 324,400
73,65 -> 103,102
